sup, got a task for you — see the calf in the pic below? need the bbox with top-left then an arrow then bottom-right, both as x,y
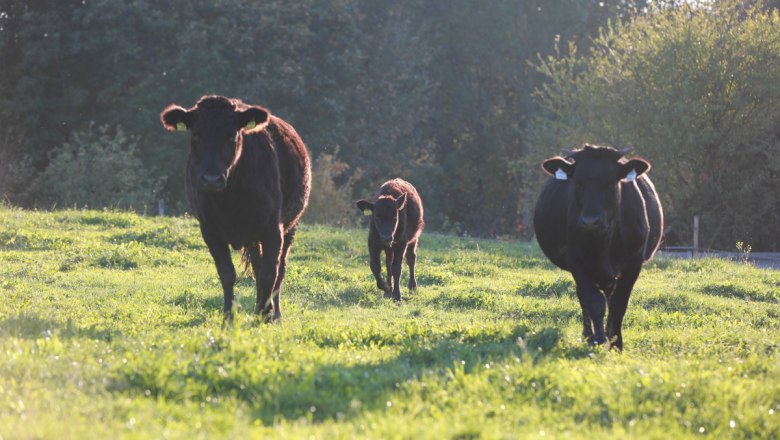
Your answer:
533,145 -> 663,349
356,179 -> 424,301
161,95 -> 311,322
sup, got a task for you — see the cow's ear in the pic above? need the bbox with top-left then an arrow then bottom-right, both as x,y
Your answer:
239,105 -> 270,133
620,158 -> 651,181
396,193 -> 407,210
356,200 -> 374,216
161,105 -> 191,132
541,156 -> 574,180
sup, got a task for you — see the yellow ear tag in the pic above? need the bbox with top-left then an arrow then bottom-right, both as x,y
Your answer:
176,122 -> 187,132
363,209 -> 372,217
245,120 -> 256,130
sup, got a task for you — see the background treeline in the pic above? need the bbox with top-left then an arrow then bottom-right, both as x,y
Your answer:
1,0 -> 778,250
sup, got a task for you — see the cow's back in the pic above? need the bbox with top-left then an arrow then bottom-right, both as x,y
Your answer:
264,116 -> 311,232
533,178 -> 570,271
636,175 -> 663,262
378,179 -> 424,242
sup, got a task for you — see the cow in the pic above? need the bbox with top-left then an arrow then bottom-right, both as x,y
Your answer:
160,95 -> 311,322
533,144 -> 663,350
356,179 -> 424,302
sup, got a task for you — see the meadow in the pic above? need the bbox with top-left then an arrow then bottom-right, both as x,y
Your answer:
0,206 -> 778,439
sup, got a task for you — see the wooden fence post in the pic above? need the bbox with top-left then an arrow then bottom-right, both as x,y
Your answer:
693,215 -> 700,258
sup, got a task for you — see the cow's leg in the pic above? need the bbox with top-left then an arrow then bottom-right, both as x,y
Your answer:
406,240 -> 418,291
270,227 -> 296,320
369,238 -> 390,295
201,228 -> 236,322
578,289 -> 595,342
251,227 -> 282,322
571,268 -> 608,345
607,259 -> 642,351
384,247 -> 394,298
390,243 -> 407,302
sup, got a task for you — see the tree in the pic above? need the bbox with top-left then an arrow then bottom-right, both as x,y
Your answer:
528,0 -> 780,250
1,0 -> 638,237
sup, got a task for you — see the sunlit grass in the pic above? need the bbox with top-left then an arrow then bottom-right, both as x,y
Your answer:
1,206 -> 778,438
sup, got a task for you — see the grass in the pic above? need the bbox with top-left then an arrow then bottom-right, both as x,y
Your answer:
0,206 -> 778,439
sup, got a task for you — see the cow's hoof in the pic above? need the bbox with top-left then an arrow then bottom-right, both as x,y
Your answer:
585,334 -> 608,346
254,307 -> 277,324
609,335 -> 623,351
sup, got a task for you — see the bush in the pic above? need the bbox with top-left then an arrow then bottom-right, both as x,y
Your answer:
305,149 -> 362,227
30,124 -> 161,211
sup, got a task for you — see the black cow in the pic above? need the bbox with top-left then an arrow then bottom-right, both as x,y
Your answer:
533,145 -> 663,350
161,95 -> 311,322
356,179 -> 424,301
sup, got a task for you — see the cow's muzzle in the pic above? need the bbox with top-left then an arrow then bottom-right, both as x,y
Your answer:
578,215 -> 607,233
199,173 -> 227,192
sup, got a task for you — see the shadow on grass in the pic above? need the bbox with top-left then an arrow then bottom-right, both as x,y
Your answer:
109,321 -> 599,426
0,313 -> 119,342
517,278 -> 576,299
699,283 -> 778,304
429,290 -> 498,310
280,284 -> 384,310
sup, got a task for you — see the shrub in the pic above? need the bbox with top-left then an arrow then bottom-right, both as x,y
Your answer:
305,149 -> 361,227
30,124 -> 161,211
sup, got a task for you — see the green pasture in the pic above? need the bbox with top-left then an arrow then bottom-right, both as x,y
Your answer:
0,206 -> 778,439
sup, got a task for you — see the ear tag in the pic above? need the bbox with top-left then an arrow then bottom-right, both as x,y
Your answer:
626,168 -> 637,182
245,120 -> 256,130
555,168 -> 568,180
176,122 -> 187,132
363,209 -> 372,217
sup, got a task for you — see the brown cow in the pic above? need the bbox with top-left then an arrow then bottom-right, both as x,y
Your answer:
161,95 -> 311,322
356,178 -> 424,301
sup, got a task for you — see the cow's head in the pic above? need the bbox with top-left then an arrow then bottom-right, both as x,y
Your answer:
161,95 -> 269,192
356,193 -> 407,245
541,145 -> 650,234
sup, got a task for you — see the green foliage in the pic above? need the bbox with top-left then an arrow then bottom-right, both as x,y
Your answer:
3,0 -> 776,246
0,0 -> 633,237
305,150 -> 361,228
1,207 -> 779,438
529,0 -> 780,250
29,124 -> 160,211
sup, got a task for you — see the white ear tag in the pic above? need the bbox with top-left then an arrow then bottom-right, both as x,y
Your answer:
245,120 -> 256,130
626,168 -> 637,182
555,168 -> 568,180
176,122 -> 187,132
363,209 -> 372,217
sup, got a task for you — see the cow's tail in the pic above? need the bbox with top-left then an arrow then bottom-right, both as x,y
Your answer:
240,244 -> 262,279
